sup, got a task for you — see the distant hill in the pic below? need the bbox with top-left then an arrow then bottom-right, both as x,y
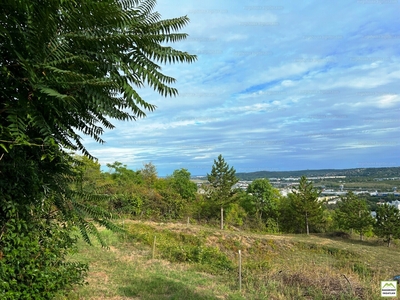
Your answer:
235,167 -> 400,181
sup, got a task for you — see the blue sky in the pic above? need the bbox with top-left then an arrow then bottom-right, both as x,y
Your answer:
85,0 -> 400,176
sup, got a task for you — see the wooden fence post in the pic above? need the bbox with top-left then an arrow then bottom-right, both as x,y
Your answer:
152,236 -> 156,259
239,250 -> 242,292
220,207 -> 224,230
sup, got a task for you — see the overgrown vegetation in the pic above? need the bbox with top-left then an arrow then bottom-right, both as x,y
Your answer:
70,156 -> 400,246
65,221 -> 399,299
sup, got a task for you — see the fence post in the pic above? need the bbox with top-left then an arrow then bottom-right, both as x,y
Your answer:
152,236 -> 156,259
220,207 -> 224,230
122,219 -> 126,243
239,250 -> 242,292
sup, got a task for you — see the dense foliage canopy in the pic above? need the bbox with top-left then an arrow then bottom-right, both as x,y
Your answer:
334,192 -> 374,240
0,0 -> 195,297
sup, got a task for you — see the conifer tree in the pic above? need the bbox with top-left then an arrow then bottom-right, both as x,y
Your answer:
374,204 -> 400,247
291,176 -> 323,235
207,155 -> 239,229
334,192 -> 374,240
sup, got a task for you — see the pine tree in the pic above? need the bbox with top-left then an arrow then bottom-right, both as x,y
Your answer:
291,176 -> 323,235
374,204 -> 400,247
207,155 -> 239,229
334,192 -> 374,240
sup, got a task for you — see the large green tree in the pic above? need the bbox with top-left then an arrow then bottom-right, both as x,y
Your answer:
207,155 -> 239,229
1,0 -> 195,156
291,176 -> 323,235
246,178 -> 280,231
334,192 -> 374,240
104,161 -> 145,217
0,0 -> 195,297
374,204 -> 400,247
170,168 -> 197,201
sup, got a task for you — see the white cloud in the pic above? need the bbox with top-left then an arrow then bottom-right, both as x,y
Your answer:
376,94 -> 400,108
83,0 -> 400,175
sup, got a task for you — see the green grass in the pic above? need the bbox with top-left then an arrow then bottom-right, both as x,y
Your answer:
61,221 -> 399,299
61,228 -> 243,300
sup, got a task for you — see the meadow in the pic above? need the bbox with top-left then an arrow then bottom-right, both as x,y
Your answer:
62,220 -> 399,300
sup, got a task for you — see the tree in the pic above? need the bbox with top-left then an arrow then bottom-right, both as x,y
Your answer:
170,168 -> 197,201
246,178 -> 280,231
107,161 -> 144,186
291,176 -> 323,235
207,155 -> 239,229
1,0 -> 196,157
75,156 -> 105,194
278,193 -> 304,233
374,204 -> 400,247
334,192 -> 374,240
141,162 -> 158,187
72,155 -> 113,210
0,0 -> 195,297
152,178 -> 185,220
104,161 -> 145,217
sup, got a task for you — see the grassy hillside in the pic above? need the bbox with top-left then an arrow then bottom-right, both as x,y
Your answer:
62,221 -> 399,300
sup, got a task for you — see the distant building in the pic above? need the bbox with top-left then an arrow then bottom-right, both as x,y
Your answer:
389,200 -> 400,210
232,181 -> 251,190
376,200 -> 400,210
279,188 -> 291,197
318,196 -> 340,204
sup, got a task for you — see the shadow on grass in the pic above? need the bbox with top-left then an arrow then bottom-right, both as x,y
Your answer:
118,275 -> 222,300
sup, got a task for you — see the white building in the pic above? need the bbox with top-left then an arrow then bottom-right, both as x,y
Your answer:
389,200 -> 400,210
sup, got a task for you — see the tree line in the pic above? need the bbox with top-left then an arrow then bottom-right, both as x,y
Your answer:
75,154 -> 400,247
236,167 -> 400,181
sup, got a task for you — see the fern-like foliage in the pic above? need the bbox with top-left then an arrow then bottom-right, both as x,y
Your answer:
1,0 -> 195,221
1,0 -> 196,156
1,1 -> 195,295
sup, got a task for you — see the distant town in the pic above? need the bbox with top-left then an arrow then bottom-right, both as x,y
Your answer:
192,167 -> 400,212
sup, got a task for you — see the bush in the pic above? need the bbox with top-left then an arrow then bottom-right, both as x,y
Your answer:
225,203 -> 247,227
0,202 -> 88,299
